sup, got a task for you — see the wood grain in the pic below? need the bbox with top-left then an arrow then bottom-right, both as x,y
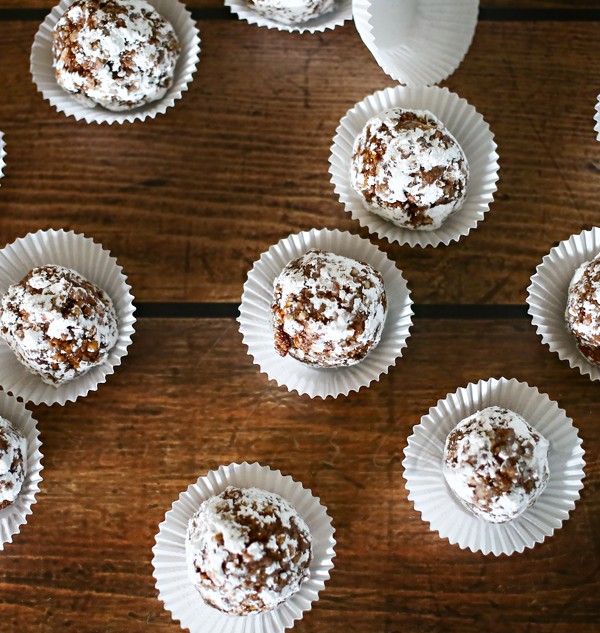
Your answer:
0,20 -> 599,304
482,1 -> 600,7
0,317 -> 596,632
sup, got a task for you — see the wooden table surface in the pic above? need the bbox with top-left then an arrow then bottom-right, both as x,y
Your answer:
0,1 -> 598,632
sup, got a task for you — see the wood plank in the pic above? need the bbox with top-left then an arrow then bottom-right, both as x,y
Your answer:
0,318 -> 596,632
0,21 -> 599,306
483,1 -> 600,7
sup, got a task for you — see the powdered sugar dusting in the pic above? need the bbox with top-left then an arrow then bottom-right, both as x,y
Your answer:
248,0 -> 335,25
0,416 -> 27,509
565,253 -> 600,366
442,406 -> 549,523
351,107 -> 468,231
186,486 -> 312,615
52,0 -> 180,111
0,265 -> 119,386
272,249 -> 387,367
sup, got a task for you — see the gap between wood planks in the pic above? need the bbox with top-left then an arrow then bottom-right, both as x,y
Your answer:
134,303 -> 529,319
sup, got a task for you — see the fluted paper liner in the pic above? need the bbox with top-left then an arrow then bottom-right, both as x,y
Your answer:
238,228 -> 413,398
0,132 -> 5,185
31,0 -> 201,124
329,85 -> 499,247
0,229 -> 136,405
595,94 -> 600,141
527,227 -> 600,381
225,0 -> 352,34
353,0 -> 479,86
403,377 -> 585,556
0,391 -> 43,550
152,462 -> 336,633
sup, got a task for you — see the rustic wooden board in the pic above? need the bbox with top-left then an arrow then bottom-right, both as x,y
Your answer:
483,0 -> 600,7
0,19 -> 599,304
0,318 -> 597,632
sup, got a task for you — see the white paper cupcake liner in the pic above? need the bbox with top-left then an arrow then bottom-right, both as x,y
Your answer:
353,0 -> 479,86
595,94 -> 600,141
403,377 -> 585,556
225,0 -> 352,34
0,229 -> 136,405
329,85 -> 499,247
527,227 -> 600,381
0,391 -> 43,550
30,0 -> 201,124
0,132 -> 5,185
152,462 -> 336,633
238,228 -> 413,398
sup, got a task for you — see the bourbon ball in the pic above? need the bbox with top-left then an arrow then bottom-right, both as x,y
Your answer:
248,0 -> 335,25
186,486 -> 312,615
351,107 -> 469,231
565,253 -> 600,366
271,249 -> 387,368
442,406 -> 549,523
0,265 -> 119,386
52,0 -> 181,111
0,417 -> 27,510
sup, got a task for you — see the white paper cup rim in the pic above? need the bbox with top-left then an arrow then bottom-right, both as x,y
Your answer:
0,391 -> 44,550
152,462 -> 336,633
225,0 -> 352,33
353,0 -> 479,86
329,85 -> 499,247
527,227 -> 600,381
402,377 -> 586,556
238,227 -> 414,398
0,132 -> 5,184
30,0 -> 201,124
0,228 -> 136,405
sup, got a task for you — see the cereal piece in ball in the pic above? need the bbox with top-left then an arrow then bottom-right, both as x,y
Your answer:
0,417 -> 27,510
565,253 -> 600,366
248,0 -> 335,25
52,0 -> 181,111
351,107 -> 469,231
271,249 -> 387,368
0,265 -> 119,386
186,486 -> 312,615
442,406 -> 549,523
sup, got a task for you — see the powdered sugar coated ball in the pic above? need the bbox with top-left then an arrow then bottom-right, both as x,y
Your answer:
0,417 -> 27,510
0,265 -> 119,386
271,249 -> 387,368
442,406 -> 549,523
351,108 -> 468,231
565,253 -> 600,366
186,486 -> 312,615
248,0 -> 335,25
52,0 -> 180,111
